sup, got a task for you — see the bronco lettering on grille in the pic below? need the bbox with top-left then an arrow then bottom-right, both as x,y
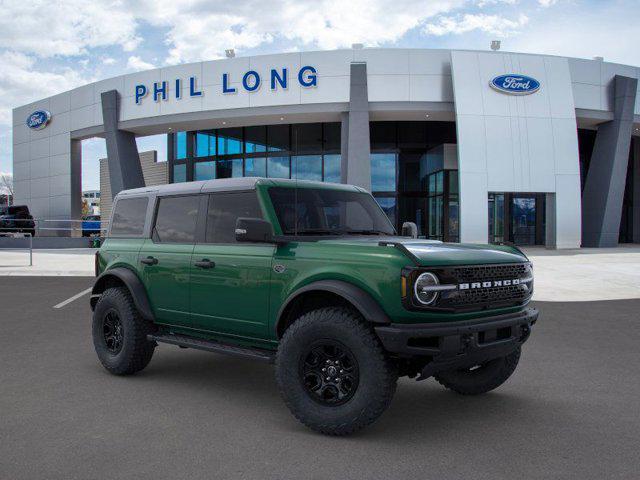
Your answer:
459,279 -> 521,290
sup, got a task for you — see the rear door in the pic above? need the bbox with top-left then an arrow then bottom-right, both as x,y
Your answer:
190,191 -> 274,338
139,194 -> 201,327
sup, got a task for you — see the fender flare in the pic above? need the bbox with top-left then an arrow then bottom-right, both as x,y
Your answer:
275,280 -> 391,337
91,267 -> 154,321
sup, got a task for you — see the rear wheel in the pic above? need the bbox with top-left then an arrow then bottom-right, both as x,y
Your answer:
434,348 -> 521,395
92,287 -> 156,375
275,307 -> 397,436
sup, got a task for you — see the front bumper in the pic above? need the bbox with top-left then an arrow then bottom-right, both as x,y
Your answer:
375,308 -> 538,380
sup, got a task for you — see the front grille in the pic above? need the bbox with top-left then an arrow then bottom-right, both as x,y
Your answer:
409,263 -> 533,312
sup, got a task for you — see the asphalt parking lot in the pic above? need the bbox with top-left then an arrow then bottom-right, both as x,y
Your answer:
1,277 -> 639,479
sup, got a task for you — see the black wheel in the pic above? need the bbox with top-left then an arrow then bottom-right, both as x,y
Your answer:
92,287 -> 156,375
275,307 -> 397,436
434,348 -> 521,395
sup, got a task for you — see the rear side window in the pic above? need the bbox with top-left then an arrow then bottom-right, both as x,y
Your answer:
153,195 -> 200,244
110,197 -> 148,237
205,192 -> 262,243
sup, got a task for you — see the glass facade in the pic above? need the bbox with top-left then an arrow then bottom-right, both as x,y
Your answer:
169,123 -> 341,183
369,121 -> 459,241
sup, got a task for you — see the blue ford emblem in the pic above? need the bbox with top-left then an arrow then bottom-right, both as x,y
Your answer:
490,74 -> 540,95
26,110 -> 52,130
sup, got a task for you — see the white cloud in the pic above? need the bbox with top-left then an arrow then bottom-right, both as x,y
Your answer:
424,13 -> 529,36
0,0 -> 140,58
126,56 -> 156,72
102,57 -> 117,65
132,0 -> 466,64
0,51 -> 86,124
538,0 -> 558,6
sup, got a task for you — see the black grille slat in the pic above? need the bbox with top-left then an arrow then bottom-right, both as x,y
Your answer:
428,263 -> 533,311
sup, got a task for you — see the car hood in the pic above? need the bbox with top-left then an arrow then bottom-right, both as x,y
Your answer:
318,237 -> 528,266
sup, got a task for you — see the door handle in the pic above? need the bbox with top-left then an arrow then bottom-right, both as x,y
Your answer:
194,259 -> 215,269
140,256 -> 158,266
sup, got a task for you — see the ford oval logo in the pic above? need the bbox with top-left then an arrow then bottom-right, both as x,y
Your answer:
26,110 -> 52,130
490,74 -> 540,95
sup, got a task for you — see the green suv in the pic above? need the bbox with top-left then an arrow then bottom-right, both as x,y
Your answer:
91,177 -> 537,435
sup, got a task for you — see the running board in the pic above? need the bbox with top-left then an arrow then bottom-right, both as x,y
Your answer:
147,333 -> 275,364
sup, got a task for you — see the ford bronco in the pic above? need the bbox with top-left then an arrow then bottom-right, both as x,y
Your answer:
91,177 -> 537,435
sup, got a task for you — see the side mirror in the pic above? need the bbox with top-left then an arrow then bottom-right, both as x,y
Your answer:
401,221 -> 418,239
235,217 -> 274,243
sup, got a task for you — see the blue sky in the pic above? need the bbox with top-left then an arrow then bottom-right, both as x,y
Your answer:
1,0 -> 638,192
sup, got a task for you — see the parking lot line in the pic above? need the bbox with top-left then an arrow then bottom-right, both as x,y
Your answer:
53,287 -> 92,309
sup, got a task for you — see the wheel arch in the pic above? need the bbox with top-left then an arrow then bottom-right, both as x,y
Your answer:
91,267 -> 154,322
275,280 -> 390,338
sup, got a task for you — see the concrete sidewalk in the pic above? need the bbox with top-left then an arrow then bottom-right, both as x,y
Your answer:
1,246 -> 639,301
0,249 -> 96,276
523,245 -> 640,302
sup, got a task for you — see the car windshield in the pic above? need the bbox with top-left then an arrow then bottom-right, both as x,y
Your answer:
268,187 -> 395,236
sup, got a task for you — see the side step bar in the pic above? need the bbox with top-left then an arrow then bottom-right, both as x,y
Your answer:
147,333 -> 276,364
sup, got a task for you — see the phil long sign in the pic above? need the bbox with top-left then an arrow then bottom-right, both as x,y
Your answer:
490,74 -> 540,95
135,65 -> 318,105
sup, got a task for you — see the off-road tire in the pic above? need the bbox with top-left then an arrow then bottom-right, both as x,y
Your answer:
275,307 -> 397,436
434,347 -> 521,395
92,287 -> 156,375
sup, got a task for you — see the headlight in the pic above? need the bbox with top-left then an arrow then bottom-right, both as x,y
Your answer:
414,272 -> 440,305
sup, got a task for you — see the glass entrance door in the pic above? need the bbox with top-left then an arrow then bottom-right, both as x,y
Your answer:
488,192 -> 546,246
510,196 -> 537,245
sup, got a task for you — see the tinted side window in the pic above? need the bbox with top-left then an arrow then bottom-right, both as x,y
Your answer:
110,197 -> 148,237
153,195 -> 200,243
206,192 -> 262,243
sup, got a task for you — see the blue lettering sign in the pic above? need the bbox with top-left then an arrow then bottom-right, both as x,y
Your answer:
242,70 -> 261,92
135,85 -> 147,104
271,68 -> 287,90
222,73 -> 236,94
153,81 -> 168,102
189,76 -> 202,97
490,74 -> 540,95
298,66 -> 317,87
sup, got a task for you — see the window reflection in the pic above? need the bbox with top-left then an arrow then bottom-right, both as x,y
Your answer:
245,157 -> 266,177
267,157 -> 290,178
217,128 -> 243,155
173,164 -> 186,183
217,159 -> 243,178
175,132 -> 187,160
196,131 -> 215,157
323,154 -> 341,183
371,153 -> 396,192
194,161 -> 216,181
292,155 -> 322,181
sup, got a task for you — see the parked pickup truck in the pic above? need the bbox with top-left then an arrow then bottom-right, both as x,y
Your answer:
90,177 -> 537,435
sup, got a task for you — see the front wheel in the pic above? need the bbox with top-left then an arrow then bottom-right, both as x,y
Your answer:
92,287 -> 156,375
275,307 -> 397,436
434,348 -> 521,395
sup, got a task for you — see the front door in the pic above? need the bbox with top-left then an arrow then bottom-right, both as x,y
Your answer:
190,191 -> 274,339
139,194 -> 201,327
510,195 -> 537,245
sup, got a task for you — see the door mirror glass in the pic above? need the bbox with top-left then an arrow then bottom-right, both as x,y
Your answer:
401,221 -> 418,238
235,218 -> 274,243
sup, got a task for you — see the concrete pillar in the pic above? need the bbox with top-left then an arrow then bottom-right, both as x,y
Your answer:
633,138 -> 640,243
101,90 -> 145,198
545,193 -> 557,248
341,63 -> 371,191
582,75 -> 638,247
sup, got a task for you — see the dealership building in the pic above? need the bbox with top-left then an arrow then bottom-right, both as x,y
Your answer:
11,48 -> 640,248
